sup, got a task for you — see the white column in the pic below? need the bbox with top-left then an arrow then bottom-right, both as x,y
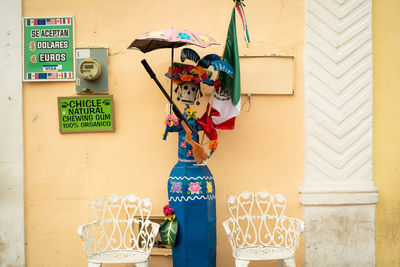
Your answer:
0,1 -> 25,266
301,0 -> 377,266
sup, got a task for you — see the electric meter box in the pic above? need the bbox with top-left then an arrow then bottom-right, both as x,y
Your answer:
75,48 -> 108,94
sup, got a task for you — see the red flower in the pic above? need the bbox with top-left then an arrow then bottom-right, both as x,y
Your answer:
173,78 -> 183,84
209,140 -> 218,151
184,65 -> 194,72
181,74 -> 194,82
193,76 -> 201,83
168,66 -> 183,76
163,204 -> 174,216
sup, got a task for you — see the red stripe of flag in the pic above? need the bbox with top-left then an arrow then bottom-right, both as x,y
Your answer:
235,4 -> 250,45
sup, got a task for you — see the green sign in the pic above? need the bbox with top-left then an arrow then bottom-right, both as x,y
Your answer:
23,16 -> 75,81
58,95 -> 115,133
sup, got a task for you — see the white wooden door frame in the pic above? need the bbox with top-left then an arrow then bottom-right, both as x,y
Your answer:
0,0 -> 25,266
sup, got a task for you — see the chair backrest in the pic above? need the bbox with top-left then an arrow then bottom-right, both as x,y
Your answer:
83,194 -> 157,256
224,191 -> 303,251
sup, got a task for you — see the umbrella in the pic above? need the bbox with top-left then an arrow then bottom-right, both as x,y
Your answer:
128,28 -> 219,109
128,28 -> 219,53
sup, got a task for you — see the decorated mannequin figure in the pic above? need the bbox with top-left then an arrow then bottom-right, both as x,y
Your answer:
161,48 -> 233,267
163,64 -> 216,267
164,105 -> 216,267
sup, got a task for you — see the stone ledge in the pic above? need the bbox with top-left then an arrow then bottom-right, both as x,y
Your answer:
300,192 -> 378,205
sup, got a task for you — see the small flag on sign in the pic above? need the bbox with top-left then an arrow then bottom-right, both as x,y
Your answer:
46,19 -> 55,25
47,73 -> 57,79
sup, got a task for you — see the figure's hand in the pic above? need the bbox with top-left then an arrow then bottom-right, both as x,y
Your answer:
181,122 -> 208,164
165,114 -> 179,127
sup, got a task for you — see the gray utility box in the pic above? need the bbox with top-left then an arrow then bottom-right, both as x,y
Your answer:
75,47 -> 108,94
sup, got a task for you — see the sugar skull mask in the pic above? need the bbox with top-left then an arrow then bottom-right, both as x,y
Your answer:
177,81 -> 201,105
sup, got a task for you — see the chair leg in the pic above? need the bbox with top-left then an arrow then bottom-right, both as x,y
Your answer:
88,262 -> 101,267
283,257 -> 296,267
235,259 -> 250,267
135,262 -> 148,267
277,259 -> 284,267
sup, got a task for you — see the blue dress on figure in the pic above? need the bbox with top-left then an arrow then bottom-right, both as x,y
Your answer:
164,108 -> 216,267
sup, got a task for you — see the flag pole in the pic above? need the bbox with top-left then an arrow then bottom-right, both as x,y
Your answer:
201,1 -> 237,146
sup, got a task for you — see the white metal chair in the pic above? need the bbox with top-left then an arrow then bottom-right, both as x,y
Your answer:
223,191 -> 304,267
77,194 -> 160,267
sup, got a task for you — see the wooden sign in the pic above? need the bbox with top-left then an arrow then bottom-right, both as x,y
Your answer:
240,55 -> 295,95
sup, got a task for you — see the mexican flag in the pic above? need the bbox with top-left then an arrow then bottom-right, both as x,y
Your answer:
199,4 -> 249,139
212,7 -> 241,129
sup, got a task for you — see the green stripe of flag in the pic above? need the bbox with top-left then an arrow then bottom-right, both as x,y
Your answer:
219,8 -> 241,106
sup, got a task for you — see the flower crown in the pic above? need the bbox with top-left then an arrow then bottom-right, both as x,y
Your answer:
166,63 -> 214,85
165,48 -> 234,85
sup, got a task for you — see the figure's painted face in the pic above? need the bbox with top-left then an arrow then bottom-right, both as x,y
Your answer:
179,82 -> 200,105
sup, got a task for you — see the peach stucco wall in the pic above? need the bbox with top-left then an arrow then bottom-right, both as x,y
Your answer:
22,0 -> 304,266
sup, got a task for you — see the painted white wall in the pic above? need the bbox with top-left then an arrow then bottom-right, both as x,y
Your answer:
0,1 -> 25,266
301,0 -> 377,265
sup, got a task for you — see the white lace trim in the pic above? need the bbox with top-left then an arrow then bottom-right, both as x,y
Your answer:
178,158 -> 196,163
169,195 -> 215,202
169,176 -> 213,180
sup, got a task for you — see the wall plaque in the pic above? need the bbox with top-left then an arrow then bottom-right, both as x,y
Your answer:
23,16 -> 75,81
58,95 -> 115,133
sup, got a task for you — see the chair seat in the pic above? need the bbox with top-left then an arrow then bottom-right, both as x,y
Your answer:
88,250 -> 149,264
234,246 -> 295,261
78,195 -> 160,267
